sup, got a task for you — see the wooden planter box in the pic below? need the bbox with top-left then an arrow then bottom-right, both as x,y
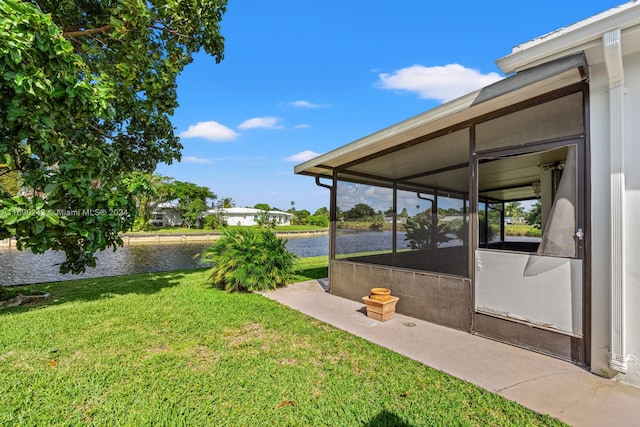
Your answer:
362,296 -> 399,322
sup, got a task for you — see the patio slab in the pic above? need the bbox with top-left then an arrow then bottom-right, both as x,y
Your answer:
262,279 -> 640,427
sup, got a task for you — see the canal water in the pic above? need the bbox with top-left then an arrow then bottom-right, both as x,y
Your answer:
1,231 -> 410,286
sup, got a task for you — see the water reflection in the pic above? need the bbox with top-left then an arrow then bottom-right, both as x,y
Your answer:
0,230 -> 424,286
0,243 -> 214,286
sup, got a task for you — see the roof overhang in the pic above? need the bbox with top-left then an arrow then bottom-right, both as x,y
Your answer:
497,1 -> 640,74
294,53 -> 587,181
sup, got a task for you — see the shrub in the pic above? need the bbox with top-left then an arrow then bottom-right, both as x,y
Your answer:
307,215 -> 329,227
132,217 -> 151,231
199,228 -> 298,292
203,213 -> 226,229
403,214 -> 454,249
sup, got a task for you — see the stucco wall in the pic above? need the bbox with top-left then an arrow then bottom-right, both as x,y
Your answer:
224,214 -> 257,227
222,213 -> 291,227
330,260 -> 471,331
622,50 -> 640,384
161,209 -> 182,226
589,49 -> 640,384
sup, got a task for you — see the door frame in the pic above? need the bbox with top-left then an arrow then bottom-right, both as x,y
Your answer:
470,136 -> 589,366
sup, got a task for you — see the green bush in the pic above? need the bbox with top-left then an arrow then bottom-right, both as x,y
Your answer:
404,214 -> 454,249
199,228 -> 298,292
307,214 -> 329,227
132,217 -> 151,231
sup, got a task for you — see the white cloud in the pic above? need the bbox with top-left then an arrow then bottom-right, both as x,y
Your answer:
336,182 -> 393,213
179,121 -> 239,141
378,64 -> 503,103
294,124 -> 311,129
238,117 -> 283,130
285,150 -> 321,162
290,100 -> 329,109
181,156 -> 213,164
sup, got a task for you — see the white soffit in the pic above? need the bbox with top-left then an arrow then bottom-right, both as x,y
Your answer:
295,54 -> 586,179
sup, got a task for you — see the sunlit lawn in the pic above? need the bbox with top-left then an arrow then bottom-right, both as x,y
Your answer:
505,224 -> 542,237
0,258 -> 564,426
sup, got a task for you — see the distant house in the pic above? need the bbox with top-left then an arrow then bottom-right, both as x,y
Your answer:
149,202 -> 182,227
210,207 -> 293,227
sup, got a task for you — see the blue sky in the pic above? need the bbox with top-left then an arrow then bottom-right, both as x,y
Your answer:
157,0 -> 627,213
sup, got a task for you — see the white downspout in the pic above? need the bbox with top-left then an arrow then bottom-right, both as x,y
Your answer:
603,28 -> 628,373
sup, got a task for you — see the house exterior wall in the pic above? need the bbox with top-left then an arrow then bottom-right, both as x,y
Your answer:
149,208 -> 182,227
163,209 -> 182,226
267,214 -> 292,226
224,213 -> 259,227
589,49 -> 640,384
221,210 -> 292,227
621,49 -> 640,384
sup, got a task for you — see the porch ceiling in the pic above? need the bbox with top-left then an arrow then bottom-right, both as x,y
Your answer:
295,53 -> 587,200
479,146 -> 569,201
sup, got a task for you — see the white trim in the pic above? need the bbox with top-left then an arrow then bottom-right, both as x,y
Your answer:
604,28 -> 628,373
497,2 -> 640,74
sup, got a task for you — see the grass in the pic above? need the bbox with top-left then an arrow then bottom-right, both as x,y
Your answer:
505,225 -> 542,238
290,255 -> 329,282
0,261 -> 565,426
339,221 -> 394,231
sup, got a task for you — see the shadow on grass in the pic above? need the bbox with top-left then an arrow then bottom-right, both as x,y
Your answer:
291,266 -> 328,282
366,410 -> 414,427
0,269 -> 192,315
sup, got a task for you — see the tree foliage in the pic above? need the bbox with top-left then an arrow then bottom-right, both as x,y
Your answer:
313,207 -> 328,217
132,173 -> 174,231
369,213 -> 385,231
253,203 -> 271,211
181,198 -> 207,229
0,169 -> 21,196
524,201 -> 542,228
172,181 -> 216,228
505,202 -> 524,224
217,197 -> 235,209
307,215 -> 328,227
0,0 -> 227,272
342,203 -> 376,221
403,213 -> 454,249
292,209 -> 310,225
200,228 -> 298,292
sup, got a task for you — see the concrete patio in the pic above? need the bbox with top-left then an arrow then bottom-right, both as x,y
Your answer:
263,280 -> 640,427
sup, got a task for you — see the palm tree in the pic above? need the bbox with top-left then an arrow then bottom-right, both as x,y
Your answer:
505,202 -> 524,224
216,197 -> 235,209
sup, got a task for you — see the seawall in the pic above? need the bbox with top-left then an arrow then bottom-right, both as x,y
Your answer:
0,229 -> 328,249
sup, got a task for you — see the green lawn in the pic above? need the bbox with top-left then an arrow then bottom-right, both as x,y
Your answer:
505,224 -> 542,237
0,260 -> 564,426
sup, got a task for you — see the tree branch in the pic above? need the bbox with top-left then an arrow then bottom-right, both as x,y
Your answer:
0,168 -> 18,178
87,123 -> 114,140
12,148 -> 22,172
64,24 -> 114,38
148,25 -> 187,37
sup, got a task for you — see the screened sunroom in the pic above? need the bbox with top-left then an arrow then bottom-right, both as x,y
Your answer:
296,53 -> 589,364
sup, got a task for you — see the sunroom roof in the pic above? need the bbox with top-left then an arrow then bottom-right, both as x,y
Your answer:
294,53 -> 587,185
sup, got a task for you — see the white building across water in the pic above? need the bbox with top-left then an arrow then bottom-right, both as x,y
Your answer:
207,207 -> 293,227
